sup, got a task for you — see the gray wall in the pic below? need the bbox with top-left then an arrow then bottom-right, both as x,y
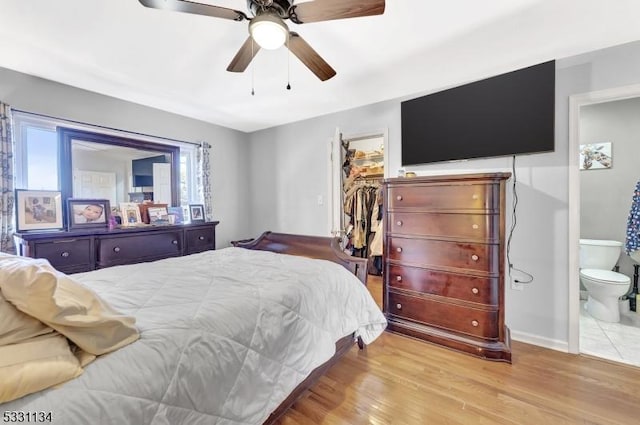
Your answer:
246,101 -> 396,239
247,40 -> 640,349
580,97 -> 640,279
0,67 -> 250,248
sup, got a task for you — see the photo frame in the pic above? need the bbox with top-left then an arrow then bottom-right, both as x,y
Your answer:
167,206 -> 185,225
579,142 -> 612,170
189,204 -> 205,223
147,206 -> 169,225
139,203 -> 167,224
67,199 -> 110,230
15,190 -> 64,232
119,202 -> 142,227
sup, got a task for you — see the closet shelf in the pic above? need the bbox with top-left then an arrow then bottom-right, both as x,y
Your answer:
352,154 -> 384,162
357,173 -> 384,179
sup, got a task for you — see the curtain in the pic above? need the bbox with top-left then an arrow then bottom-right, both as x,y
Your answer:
0,101 -> 16,254
196,142 -> 212,221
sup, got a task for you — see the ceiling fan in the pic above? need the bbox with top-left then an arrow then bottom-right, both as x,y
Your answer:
138,0 -> 386,81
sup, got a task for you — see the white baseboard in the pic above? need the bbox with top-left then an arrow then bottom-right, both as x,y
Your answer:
510,330 -> 569,353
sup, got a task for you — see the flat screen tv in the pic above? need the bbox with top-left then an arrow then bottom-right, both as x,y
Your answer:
132,154 -> 167,187
401,60 -> 555,166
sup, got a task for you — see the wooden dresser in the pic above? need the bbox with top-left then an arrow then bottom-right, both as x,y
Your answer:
14,221 -> 219,274
383,173 -> 511,362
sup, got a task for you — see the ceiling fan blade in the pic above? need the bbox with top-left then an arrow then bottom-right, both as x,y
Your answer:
138,0 -> 247,21
227,37 -> 261,73
290,0 -> 385,24
287,32 -> 336,81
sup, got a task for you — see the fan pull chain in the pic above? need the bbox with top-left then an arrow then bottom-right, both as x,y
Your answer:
286,32 -> 291,90
251,38 -> 255,96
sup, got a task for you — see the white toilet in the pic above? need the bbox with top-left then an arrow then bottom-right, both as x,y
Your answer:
579,239 -> 631,322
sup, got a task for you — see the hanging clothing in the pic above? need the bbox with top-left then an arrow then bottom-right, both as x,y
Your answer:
369,221 -> 383,257
343,181 -> 380,255
625,180 -> 640,254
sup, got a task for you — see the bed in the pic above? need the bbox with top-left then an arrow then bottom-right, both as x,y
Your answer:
0,232 -> 387,424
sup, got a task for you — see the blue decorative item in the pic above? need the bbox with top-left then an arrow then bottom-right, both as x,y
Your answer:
625,180 -> 640,254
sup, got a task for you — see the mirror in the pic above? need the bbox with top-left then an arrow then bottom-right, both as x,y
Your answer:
59,128 -> 180,209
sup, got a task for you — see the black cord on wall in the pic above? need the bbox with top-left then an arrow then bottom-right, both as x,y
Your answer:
507,155 -> 534,284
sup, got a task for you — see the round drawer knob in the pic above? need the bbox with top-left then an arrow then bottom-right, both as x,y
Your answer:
472,194 -> 479,200
113,247 -> 121,253
172,240 -> 178,245
471,320 -> 479,327
198,236 -> 205,241
471,254 -> 479,261
396,275 -> 402,282
396,247 -> 403,253
472,224 -> 479,230
61,251 -> 69,258
471,287 -> 479,294
396,220 -> 403,226
396,303 -> 402,310
396,195 -> 403,201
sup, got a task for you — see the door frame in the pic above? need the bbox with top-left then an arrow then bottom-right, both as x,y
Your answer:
568,83 -> 640,353
328,128 -> 388,237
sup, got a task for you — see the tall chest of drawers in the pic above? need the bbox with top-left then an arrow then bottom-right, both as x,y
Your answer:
383,173 -> 512,362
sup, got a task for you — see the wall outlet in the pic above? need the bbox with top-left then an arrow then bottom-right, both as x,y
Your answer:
317,195 -> 324,206
509,266 -> 528,291
511,279 -> 524,291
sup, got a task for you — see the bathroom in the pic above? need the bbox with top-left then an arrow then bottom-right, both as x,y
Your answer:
579,95 -> 640,366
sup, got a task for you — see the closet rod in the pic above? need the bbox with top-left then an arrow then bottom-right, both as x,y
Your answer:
12,108 -> 203,147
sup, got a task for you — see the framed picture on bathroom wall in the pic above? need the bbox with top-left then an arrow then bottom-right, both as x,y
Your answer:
579,142 -> 612,170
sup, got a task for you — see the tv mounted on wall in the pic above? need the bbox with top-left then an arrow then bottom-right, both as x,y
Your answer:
132,154 -> 168,187
401,60 -> 555,166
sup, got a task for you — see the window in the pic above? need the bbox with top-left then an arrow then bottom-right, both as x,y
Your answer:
14,114 -> 58,190
12,112 -> 200,209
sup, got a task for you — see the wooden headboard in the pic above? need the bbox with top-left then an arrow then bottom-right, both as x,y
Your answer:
231,232 -> 368,285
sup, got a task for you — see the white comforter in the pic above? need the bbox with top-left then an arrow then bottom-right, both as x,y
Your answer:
2,247 -> 387,424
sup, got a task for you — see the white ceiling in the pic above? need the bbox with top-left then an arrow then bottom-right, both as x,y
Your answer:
1,0 -> 640,133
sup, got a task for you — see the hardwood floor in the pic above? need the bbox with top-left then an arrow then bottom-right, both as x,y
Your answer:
276,275 -> 640,425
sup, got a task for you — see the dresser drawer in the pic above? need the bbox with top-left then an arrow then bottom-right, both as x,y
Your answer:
387,237 -> 498,273
33,238 -> 93,272
387,291 -> 499,339
387,183 -> 496,211
388,212 -> 497,241
387,264 -> 498,305
185,227 -> 215,255
97,231 -> 182,267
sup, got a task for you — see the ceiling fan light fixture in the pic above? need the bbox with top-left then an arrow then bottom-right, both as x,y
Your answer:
249,12 -> 288,50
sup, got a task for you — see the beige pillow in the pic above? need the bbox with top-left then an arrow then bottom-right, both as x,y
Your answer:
0,333 -> 83,403
0,256 -> 139,355
0,289 -> 53,346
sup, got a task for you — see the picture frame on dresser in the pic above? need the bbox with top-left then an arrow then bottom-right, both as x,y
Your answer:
67,199 -> 110,230
189,204 -> 205,223
167,206 -> 185,224
139,203 -> 168,224
15,189 -> 64,232
147,206 -> 169,225
119,202 -> 142,227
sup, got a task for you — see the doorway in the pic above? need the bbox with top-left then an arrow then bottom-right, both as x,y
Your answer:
329,129 -> 388,276
569,83 -> 640,366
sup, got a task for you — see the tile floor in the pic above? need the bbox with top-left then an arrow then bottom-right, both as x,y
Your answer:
580,300 -> 640,366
